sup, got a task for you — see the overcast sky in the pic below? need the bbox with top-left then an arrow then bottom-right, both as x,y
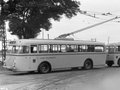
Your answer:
7,0 -> 120,44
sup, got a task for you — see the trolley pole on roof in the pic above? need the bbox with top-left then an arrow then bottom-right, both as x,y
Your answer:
55,16 -> 120,39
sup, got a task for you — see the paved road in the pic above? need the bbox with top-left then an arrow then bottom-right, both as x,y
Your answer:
0,66 -> 120,90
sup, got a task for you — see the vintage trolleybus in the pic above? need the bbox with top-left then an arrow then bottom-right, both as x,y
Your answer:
106,42 -> 120,67
4,39 -> 106,73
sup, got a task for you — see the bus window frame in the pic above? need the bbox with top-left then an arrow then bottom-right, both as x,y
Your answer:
38,44 -> 49,53
49,44 -> 58,53
60,44 -> 67,53
94,45 -> 104,52
116,46 -> 120,52
19,45 -> 30,54
79,45 -> 88,52
7,45 -> 14,54
66,44 -> 77,52
87,45 -> 95,52
30,45 -> 38,53
108,46 -> 115,53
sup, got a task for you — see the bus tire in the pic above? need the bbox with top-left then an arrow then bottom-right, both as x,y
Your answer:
83,59 -> 93,70
38,62 -> 51,74
106,61 -> 113,67
117,59 -> 120,67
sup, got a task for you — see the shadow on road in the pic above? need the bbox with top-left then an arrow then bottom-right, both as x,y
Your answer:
2,65 -> 120,76
7,67 -> 104,76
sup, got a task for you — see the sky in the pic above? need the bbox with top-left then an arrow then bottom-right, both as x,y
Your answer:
7,0 -> 120,44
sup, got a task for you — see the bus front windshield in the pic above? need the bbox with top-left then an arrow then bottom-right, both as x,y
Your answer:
7,45 -> 29,54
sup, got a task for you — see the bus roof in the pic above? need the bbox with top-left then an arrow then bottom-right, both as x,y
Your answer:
8,39 -> 105,46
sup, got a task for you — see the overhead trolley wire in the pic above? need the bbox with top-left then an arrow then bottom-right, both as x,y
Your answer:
80,10 -> 120,23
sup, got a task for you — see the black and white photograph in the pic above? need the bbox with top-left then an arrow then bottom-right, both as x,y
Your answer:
0,0 -> 120,90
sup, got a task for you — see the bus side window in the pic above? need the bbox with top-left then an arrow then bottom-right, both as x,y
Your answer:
61,45 -> 66,52
81,45 -> 87,52
118,46 -> 120,52
19,46 -> 29,53
58,45 -> 61,52
87,45 -> 95,52
23,46 -> 29,53
31,45 -> 37,53
95,45 -> 104,52
39,45 -> 48,53
78,45 -> 82,52
108,46 -> 114,53
66,45 -> 76,52
49,45 -> 58,53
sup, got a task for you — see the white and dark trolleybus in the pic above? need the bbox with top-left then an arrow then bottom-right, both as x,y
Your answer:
4,39 -> 106,74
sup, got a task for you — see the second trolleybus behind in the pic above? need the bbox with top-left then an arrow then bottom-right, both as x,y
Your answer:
106,42 -> 120,67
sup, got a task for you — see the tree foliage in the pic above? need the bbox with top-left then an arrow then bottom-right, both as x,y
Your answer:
0,0 -> 80,39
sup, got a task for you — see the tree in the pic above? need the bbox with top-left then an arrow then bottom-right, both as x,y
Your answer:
0,0 -> 80,39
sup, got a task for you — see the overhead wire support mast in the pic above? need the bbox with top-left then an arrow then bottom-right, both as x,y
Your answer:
55,16 -> 120,39
0,0 -> 7,62
2,25 -> 6,61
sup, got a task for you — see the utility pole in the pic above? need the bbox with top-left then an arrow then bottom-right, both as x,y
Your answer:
0,24 -> 6,62
0,0 -> 7,62
47,34 -> 49,39
1,25 -> 6,61
42,29 -> 44,39
107,36 -> 110,44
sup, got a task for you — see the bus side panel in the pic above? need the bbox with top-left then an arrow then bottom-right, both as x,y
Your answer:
14,56 -> 32,71
5,55 -> 14,67
11,55 -> 45,71
29,55 -> 43,71
46,54 -> 83,69
48,53 -> 106,69
106,54 -> 115,61
4,55 -> 33,72
6,53 -> 106,72
92,53 -> 106,66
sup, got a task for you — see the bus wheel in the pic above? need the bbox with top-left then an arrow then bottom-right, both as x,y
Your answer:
38,62 -> 51,74
117,59 -> 120,67
83,59 -> 93,70
106,61 -> 113,67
